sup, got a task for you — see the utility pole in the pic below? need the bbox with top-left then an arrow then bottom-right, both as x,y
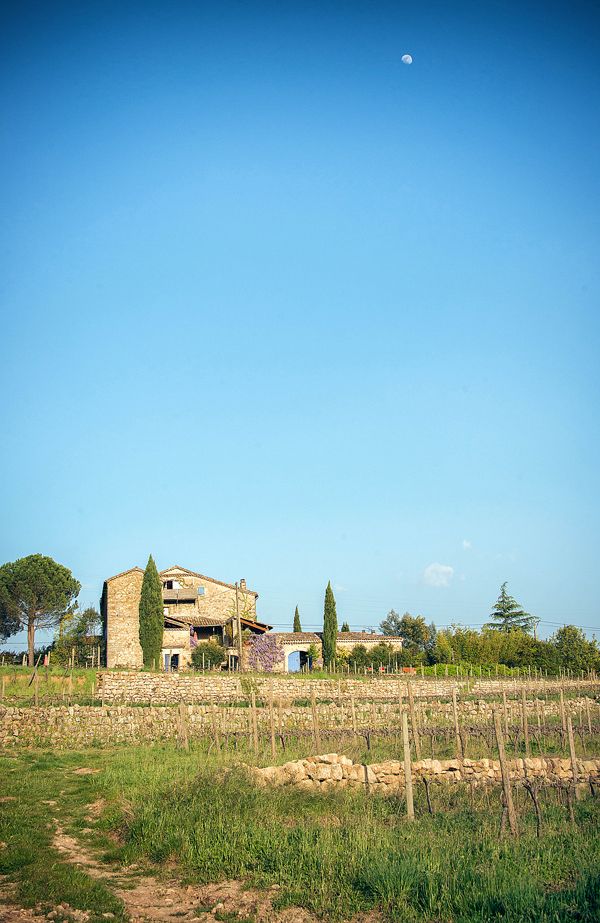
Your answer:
235,581 -> 244,672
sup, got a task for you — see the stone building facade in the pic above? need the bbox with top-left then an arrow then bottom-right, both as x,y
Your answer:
102,565 -> 266,669
271,631 -> 404,672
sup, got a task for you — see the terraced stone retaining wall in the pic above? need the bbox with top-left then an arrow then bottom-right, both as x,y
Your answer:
2,697 -> 599,748
250,752 -> 600,792
96,671 -> 599,705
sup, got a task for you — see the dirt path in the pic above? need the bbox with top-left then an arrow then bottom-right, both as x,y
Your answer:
0,887 -> 49,923
52,823 -> 319,923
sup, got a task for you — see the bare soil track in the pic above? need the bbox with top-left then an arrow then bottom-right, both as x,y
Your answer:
35,819 -> 326,923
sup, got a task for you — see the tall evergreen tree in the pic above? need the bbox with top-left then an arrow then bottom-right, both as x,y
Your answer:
322,581 -> 338,666
139,555 -> 164,667
484,582 -> 534,633
293,605 -> 302,632
341,621 -> 350,632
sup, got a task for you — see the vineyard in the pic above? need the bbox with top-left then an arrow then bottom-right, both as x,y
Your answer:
2,671 -> 600,922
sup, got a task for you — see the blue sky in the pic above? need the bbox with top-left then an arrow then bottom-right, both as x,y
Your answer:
1,0 -> 599,649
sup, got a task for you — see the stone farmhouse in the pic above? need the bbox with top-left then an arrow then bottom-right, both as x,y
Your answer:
101,564 -> 403,672
101,565 -> 271,670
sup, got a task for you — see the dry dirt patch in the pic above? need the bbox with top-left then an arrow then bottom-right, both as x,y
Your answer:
52,825 -> 329,923
0,882 -> 89,923
84,800 -> 106,822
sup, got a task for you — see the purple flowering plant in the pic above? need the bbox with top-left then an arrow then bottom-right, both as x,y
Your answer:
246,633 -> 284,672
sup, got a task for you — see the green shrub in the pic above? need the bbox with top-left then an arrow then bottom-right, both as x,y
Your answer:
191,641 -> 225,669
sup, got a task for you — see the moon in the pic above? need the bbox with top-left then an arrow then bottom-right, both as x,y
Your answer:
401,54 -> 413,64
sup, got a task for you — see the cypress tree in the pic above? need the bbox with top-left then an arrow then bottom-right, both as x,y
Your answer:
139,555 -> 164,667
293,605 -> 302,633
322,581 -> 338,666
341,621 -> 350,632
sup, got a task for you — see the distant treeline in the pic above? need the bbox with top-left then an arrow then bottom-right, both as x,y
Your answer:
371,610 -> 599,675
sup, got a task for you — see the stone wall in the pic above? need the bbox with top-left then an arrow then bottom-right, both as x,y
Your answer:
96,670 -> 600,705
2,693 -> 598,749
251,752 -> 600,792
0,705 -> 194,747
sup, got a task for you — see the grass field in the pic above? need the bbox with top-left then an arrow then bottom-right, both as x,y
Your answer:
2,743 -> 600,922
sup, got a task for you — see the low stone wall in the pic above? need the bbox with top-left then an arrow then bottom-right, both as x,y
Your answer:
251,752 -> 600,792
0,705 -> 223,748
96,671 -> 600,705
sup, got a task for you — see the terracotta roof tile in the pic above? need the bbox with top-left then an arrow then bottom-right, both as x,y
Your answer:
271,631 -> 403,643
336,632 -> 404,642
272,632 -> 321,642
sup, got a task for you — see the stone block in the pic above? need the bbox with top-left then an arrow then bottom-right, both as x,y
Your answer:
307,764 -> 332,782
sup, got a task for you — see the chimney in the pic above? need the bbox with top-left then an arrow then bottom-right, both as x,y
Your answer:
240,578 -> 246,591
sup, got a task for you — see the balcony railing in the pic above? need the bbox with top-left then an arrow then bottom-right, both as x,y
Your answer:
162,588 -> 198,603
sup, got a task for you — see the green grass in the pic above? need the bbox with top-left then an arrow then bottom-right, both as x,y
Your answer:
3,744 -> 599,922
0,666 -> 100,705
101,749 -> 600,922
0,750 -> 126,922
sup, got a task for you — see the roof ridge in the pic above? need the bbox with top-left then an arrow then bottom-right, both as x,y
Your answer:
104,566 -> 145,583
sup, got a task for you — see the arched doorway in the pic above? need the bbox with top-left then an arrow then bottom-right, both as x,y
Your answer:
287,651 -> 301,672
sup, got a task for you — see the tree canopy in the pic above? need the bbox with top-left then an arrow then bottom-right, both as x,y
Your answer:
0,554 -> 80,666
138,555 -> 164,668
550,625 -> 598,674
341,621 -> 350,632
484,583 -> 535,633
381,610 -> 429,650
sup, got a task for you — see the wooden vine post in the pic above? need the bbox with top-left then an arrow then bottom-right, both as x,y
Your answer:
310,687 -> 322,752
402,711 -> 415,820
586,698 -> 592,734
559,688 -> 567,734
502,690 -> 509,736
566,715 -> 581,800
350,694 -> 358,743
211,704 -> 221,752
521,688 -> 530,758
452,687 -> 463,758
177,701 -> 189,751
250,691 -> 259,757
269,685 -> 276,760
493,709 -> 518,836
407,680 -> 421,759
